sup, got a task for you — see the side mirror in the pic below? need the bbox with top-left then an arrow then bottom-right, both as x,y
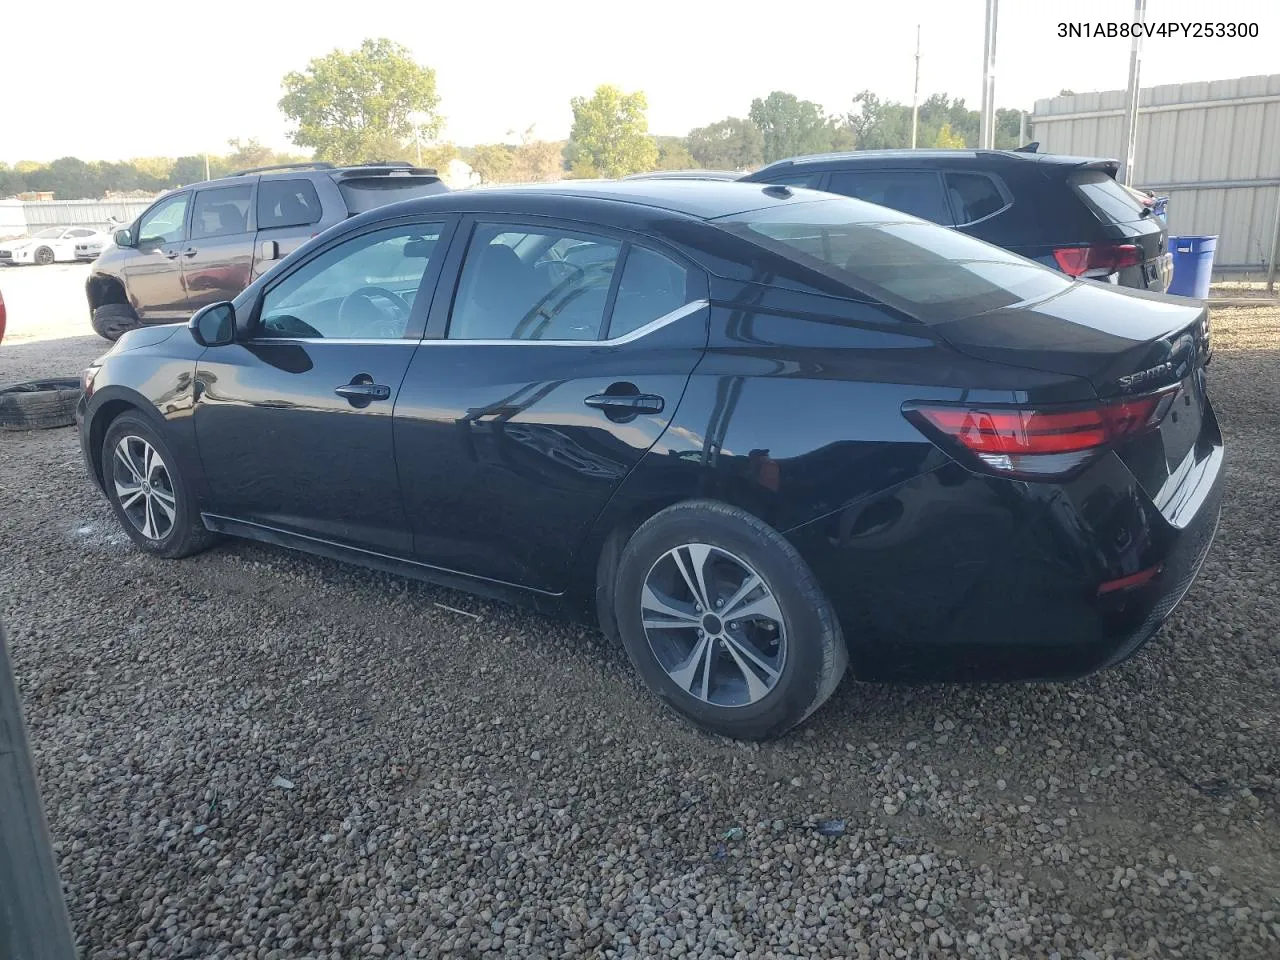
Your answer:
189,301 -> 236,347
259,239 -> 280,262
113,227 -> 133,247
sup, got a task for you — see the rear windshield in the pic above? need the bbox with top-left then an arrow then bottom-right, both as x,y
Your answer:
336,176 -> 446,215
1071,170 -> 1148,224
719,198 -> 1071,323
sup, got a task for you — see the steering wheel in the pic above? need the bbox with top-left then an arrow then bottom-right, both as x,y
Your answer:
513,262 -> 608,340
337,285 -> 412,337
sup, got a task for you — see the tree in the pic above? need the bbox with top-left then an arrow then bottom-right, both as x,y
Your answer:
508,128 -> 565,182
685,117 -> 764,170
565,84 -> 658,178
469,143 -> 515,184
172,156 -> 210,185
748,92 -> 840,163
933,123 -> 966,148
994,108 -> 1024,149
653,136 -> 695,171
278,38 -> 442,164
225,138 -> 275,171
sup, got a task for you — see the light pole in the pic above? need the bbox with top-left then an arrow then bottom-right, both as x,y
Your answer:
1119,0 -> 1147,185
979,0 -> 999,149
911,24 -> 921,149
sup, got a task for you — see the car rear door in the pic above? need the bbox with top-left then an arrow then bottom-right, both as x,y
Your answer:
193,216 -> 455,553
393,216 -> 709,592
253,177 -> 327,279
184,181 -> 258,311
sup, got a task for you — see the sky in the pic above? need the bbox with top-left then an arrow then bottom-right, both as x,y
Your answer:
4,0 -> 1278,163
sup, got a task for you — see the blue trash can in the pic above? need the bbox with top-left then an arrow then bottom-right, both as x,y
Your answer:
1168,235 -> 1217,299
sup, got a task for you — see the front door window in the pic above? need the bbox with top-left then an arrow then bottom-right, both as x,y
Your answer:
137,194 -> 189,246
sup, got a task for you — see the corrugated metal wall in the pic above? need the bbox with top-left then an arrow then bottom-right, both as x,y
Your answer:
17,199 -> 154,229
1031,74 -> 1280,278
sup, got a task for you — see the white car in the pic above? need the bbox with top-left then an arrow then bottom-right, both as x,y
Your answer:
0,227 -> 111,266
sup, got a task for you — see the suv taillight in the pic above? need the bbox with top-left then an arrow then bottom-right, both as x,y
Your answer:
903,389 -> 1177,479
1053,243 -> 1142,277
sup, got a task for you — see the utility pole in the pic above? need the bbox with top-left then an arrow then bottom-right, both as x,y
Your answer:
1119,0 -> 1147,185
0,622 -> 79,960
979,0 -> 999,149
204,152 -> 210,180
911,24 -> 921,149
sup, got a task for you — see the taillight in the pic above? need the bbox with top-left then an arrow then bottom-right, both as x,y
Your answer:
903,389 -> 1176,479
1052,243 -> 1142,277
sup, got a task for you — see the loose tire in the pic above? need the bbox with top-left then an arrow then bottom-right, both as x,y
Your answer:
612,500 -> 847,740
92,302 -> 141,341
101,412 -> 216,559
34,246 -> 54,266
0,378 -> 81,431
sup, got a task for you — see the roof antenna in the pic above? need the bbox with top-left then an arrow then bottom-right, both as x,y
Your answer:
762,185 -> 793,198
1013,141 -> 1040,153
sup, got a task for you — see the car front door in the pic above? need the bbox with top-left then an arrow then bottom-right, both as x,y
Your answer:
192,217 -> 454,553
184,181 -> 258,311
394,217 -> 709,592
122,192 -> 192,322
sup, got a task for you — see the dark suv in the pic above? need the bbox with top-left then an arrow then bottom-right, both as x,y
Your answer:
86,162 -> 448,340
741,148 -> 1171,293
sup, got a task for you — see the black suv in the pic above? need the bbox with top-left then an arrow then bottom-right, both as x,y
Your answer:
86,162 -> 448,340
741,148 -> 1170,293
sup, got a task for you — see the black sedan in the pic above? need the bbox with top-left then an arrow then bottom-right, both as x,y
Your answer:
78,181 -> 1223,740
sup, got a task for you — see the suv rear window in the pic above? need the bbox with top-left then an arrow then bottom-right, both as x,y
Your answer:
719,197 -> 1071,323
824,170 -> 951,225
1071,170 -> 1148,224
337,176 -> 446,215
258,178 -> 322,229
945,172 -> 1008,224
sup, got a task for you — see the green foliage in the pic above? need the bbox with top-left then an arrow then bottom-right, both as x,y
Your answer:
748,92 -> 843,163
225,137 -> 274,170
685,117 -> 764,170
933,123 -> 966,148
466,128 -> 565,184
653,136 -> 695,171
994,108 -> 1025,149
278,38 -> 442,165
565,85 -> 658,178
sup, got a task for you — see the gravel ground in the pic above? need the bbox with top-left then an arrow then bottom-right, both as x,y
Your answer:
1,278 -> 1278,958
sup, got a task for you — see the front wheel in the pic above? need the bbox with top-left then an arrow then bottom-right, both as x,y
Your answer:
34,246 -> 54,266
612,500 -> 847,740
101,412 -> 216,559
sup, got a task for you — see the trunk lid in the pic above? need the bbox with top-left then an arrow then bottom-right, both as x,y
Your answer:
934,281 -> 1213,497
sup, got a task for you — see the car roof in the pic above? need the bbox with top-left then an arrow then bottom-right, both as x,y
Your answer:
386,180 -> 826,221
622,169 -> 742,181
754,148 -> 1117,173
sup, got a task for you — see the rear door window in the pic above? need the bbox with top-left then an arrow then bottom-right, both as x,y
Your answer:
258,178 -> 322,229
824,170 -> 952,224
191,185 -> 254,239
760,171 -> 825,188
944,172 -> 1008,224
607,247 -> 691,339
1071,170 -> 1148,224
719,196 -> 1071,323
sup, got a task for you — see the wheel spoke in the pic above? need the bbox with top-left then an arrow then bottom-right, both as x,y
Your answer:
667,633 -> 712,695
114,443 -> 141,482
115,481 -> 144,509
719,574 -> 762,619
724,592 -> 783,626
143,443 -> 157,481
151,490 -> 176,522
641,584 -> 699,625
675,544 -> 714,609
722,637 -> 773,703
141,497 -> 157,539
724,633 -> 780,681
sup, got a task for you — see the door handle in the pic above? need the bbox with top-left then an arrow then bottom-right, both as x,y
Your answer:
164,250 -> 180,260
584,388 -> 664,421
335,376 -> 391,408
182,248 -> 198,258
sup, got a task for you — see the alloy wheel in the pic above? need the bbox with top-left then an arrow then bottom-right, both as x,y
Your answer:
640,543 -> 787,708
111,435 -> 177,541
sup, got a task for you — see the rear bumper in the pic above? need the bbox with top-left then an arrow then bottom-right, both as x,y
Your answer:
786,403 -> 1224,682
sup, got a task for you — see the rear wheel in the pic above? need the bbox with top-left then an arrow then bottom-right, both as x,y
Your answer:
612,500 -> 847,740
34,246 -> 54,266
92,302 -> 141,341
102,413 -> 215,559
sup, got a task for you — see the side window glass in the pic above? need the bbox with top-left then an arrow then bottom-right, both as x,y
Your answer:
448,223 -> 622,341
762,172 -> 824,188
825,171 -> 952,224
946,172 -> 1007,224
137,194 -> 189,246
191,185 -> 254,240
257,178 -> 323,229
258,223 -> 442,340
608,247 -> 691,339
68,228 -> 94,238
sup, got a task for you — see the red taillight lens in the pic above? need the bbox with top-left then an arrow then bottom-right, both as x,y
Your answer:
904,391 -> 1173,478
1053,243 -> 1142,277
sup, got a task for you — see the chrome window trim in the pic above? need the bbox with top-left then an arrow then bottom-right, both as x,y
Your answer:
247,299 -> 710,348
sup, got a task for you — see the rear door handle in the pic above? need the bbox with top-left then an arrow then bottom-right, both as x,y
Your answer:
182,248 -> 198,258
335,379 -> 391,407
164,250 -> 180,260
584,392 -> 664,415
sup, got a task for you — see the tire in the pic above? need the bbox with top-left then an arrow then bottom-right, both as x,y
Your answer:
612,500 -> 847,740
0,378 -> 81,431
92,302 -> 141,341
34,246 -> 54,266
101,412 -> 216,559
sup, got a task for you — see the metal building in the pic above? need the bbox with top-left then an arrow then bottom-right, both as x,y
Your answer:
1030,73 -> 1280,280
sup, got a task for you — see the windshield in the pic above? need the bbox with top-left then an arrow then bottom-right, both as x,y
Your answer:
718,198 -> 1072,323
32,228 -> 63,239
